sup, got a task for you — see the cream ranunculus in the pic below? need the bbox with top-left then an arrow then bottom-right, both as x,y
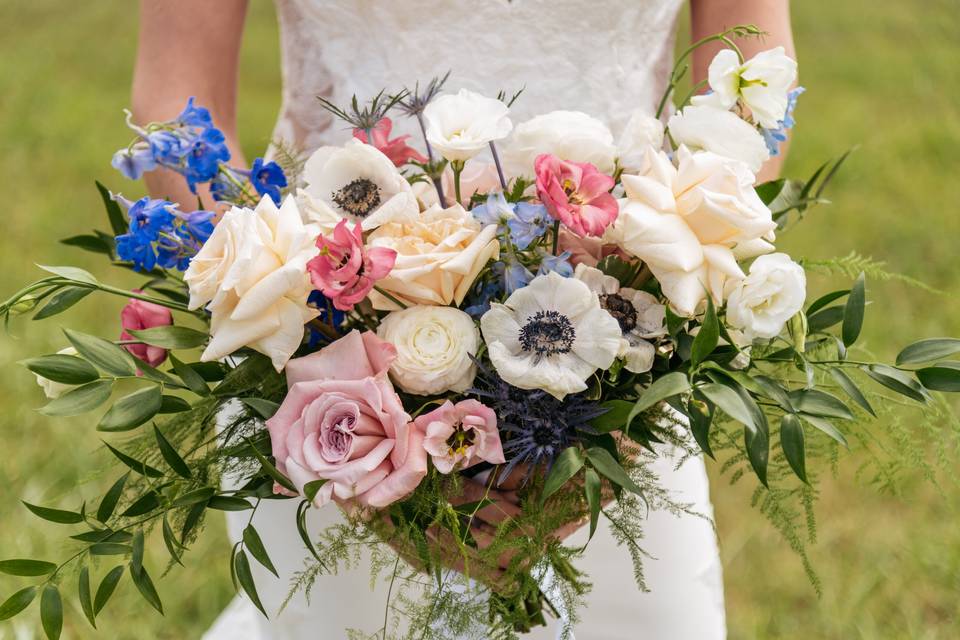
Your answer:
377,305 -> 480,395
296,138 -> 419,234
668,105 -> 770,173
423,89 -> 513,162
726,253 -> 806,340
617,110 -> 665,174
365,203 -> 500,309
502,110 -> 617,176
184,195 -> 320,370
608,146 -> 777,316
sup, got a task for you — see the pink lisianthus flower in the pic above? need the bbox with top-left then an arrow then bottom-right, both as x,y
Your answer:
120,294 -> 173,367
416,400 -> 505,474
353,117 -> 428,167
307,220 -> 396,311
534,153 -> 618,237
266,330 -> 428,508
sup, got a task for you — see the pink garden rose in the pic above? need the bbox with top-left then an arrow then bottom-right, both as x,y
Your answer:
120,295 -> 173,367
353,117 -> 427,167
534,153 -> 618,237
306,219 -> 397,311
416,399 -> 504,474
266,330 -> 428,508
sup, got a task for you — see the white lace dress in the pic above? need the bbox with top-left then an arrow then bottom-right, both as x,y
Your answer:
205,1 -> 726,638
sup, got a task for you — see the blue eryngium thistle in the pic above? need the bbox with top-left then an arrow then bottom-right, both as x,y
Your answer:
468,359 -> 608,484
317,89 -> 409,133
397,71 -> 451,118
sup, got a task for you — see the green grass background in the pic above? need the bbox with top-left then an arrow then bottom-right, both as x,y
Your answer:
1,1 -> 958,638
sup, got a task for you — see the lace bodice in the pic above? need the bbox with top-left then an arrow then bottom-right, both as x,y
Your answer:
271,0 -> 685,154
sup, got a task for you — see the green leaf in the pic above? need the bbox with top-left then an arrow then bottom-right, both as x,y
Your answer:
627,372 -> 691,433
172,487 -> 216,507
129,564 -> 164,615
896,338 -> 960,366
61,233 -> 113,256
207,496 -> 253,511
213,354 -> 273,397
806,289 -> 850,316
788,389 -> 854,420
697,383 -> 756,431
585,447 -> 645,499
596,254 -> 641,287
688,399 -> 714,458
22,354 -> 99,385
121,492 -> 160,518
842,272 -> 866,346
240,397 -> 280,420
753,375 -> 795,412
22,502 -> 83,525
96,180 -> 129,236
33,287 -> 93,320
155,425 -> 192,478
161,516 -> 185,566
159,395 -> 191,414
829,368 -> 876,417
127,326 -> 208,350
89,543 -> 133,556
243,525 -> 278,578
234,550 -> 268,617
302,480 -> 327,504
70,530 -> 131,544
0,586 -> 37,621
583,468 -> 601,542
79,566 -> 96,628
780,413 -> 807,483
588,400 -> 633,434
40,585 -> 62,640
131,531 -> 145,576
93,566 -> 124,615
807,306 -> 845,333
98,385 -> 163,432
244,437 -> 298,494
180,502 -> 207,546
39,380 -> 113,417
916,362 -> 960,392
103,443 -> 164,478
540,447 -> 585,503
37,264 -> 98,286
296,501 -> 324,566
755,178 -> 785,205
0,559 -> 57,576
170,355 -> 210,396
864,365 -> 928,403
690,294 -> 719,368
799,413 -> 848,447
64,329 -> 137,377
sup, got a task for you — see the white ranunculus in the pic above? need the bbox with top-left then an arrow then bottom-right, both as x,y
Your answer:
480,271 -> 622,399
668,105 -> 770,173
502,110 -> 617,176
377,305 -> 480,395
608,146 -> 777,316
297,138 -> 419,233
184,195 -> 320,371
617,110 -> 665,174
423,89 -> 513,162
693,47 -> 798,128
35,347 -> 79,399
726,253 -> 806,340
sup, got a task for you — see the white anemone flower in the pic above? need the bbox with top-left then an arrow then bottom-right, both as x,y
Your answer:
297,138 -> 419,233
480,271 -> 622,399
423,89 -> 513,162
573,264 -> 667,373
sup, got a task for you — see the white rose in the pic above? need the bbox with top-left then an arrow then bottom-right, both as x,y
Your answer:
668,105 -> 770,173
693,47 -> 798,128
617,110 -> 665,174
297,138 -> 419,233
35,347 -> 79,399
502,110 -> 617,176
423,89 -> 513,162
377,306 -> 480,395
726,253 -> 806,340
184,195 -> 320,371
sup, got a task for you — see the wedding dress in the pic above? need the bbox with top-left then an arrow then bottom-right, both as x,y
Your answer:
205,1 -> 726,638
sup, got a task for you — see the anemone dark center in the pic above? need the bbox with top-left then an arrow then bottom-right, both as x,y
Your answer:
518,310 -> 575,357
600,293 -> 638,333
332,178 -> 381,217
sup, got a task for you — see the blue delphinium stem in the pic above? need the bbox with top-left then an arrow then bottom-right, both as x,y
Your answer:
489,141 -> 508,191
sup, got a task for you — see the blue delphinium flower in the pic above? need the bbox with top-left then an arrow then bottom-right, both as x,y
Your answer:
209,166 -> 245,203
306,291 -> 347,348
760,86 -> 805,156
491,258 -> 534,296
113,195 -> 214,272
250,158 -> 288,204
147,130 -> 189,164
536,249 -> 574,277
463,279 -> 502,318
185,127 -> 231,190
471,192 -> 515,234
111,145 -> 156,180
508,202 -> 550,250
177,97 -> 213,128
181,210 -> 216,244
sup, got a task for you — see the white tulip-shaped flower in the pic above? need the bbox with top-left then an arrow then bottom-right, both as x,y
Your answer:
502,110 -> 618,176
617,109 -> 665,174
423,89 -> 513,162
668,105 -> 770,173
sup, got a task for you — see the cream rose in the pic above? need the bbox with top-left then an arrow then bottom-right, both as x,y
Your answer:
726,253 -> 806,340
423,89 -> 513,162
502,110 -> 617,176
377,305 -> 480,395
366,203 -> 500,309
184,195 -> 320,370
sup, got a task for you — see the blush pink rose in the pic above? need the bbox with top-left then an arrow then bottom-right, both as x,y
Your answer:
534,153 -> 618,237
416,399 -> 505,474
266,330 -> 428,508
307,220 -> 397,311
353,117 -> 428,167
558,228 -> 630,268
120,295 -> 173,367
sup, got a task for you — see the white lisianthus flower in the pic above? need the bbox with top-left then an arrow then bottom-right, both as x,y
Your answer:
692,47 -> 798,128
607,146 -> 777,316
296,138 -> 419,233
184,195 -> 320,371
668,105 -> 770,173
573,264 -> 666,373
617,110 -> 665,174
726,253 -> 807,340
35,347 -> 79,399
502,110 -> 617,176
423,89 -> 513,162
480,271 -> 622,399
377,305 -> 480,395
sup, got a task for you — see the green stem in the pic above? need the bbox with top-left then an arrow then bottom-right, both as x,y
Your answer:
451,159 -> 465,206
373,285 -> 408,310
551,220 -> 561,256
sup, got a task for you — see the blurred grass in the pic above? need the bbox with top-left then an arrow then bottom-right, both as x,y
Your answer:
0,1 -> 957,638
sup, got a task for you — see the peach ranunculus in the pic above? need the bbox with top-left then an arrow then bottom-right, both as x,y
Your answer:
365,203 -> 500,310
416,400 -> 504,474
266,330 -> 428,508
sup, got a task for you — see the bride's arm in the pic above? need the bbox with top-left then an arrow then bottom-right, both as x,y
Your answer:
132,0 -> 249,208
690,0 -> 796,182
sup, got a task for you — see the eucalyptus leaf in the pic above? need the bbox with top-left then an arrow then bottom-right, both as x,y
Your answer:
22,502 -> 84,525
541,447 -> 585,503
96,180 -> 129,236
627,372 -> 691,433
842,272 -> 866,346
39,380 -> 113,417
234,551 -> 268,617
788,389 -> 854,420
40,586 -> 62,640
799,413 -> 849,447
244,437 -> 298,494
0,586 -> 36,621
207,496 -> 253,511
806,289 -> 850,316
169,355 -> 210,396
585,447 -> 645,499
829,368 -> 875,416
93,565 -> 124,615
864,365 -> 928,403
155,425 -> 192,478
129,564 -> 164,614
33,287 -> 93,320
780,413 -> 807,483
79,566 -> 96,628
172,487 -> 216,508
98,385 -> 163,431
159,395 -> 192,414
127,326 -> 208,350
61,233 -> 113,256
241,397 -> 280,419
583,468 -> 601,541
21,354 -> 99,385
896,338 -> 960,366
131,531 -> 145,576
121,492 -> 160,518
916,362 -> 960,392
37,264 -> 98,286
690,294 -> 719,368
0,559 -> 57,577
807,306 -> 845,333
89,543 -> 133,556
64,329 -> 137,377
162,516 -> 185,566
103,443 -> 164,478
687,399 -> 714,458
243,525 -> 279,578
697,383 -> 756,431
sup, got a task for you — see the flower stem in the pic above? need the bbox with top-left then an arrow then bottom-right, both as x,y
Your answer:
451,159 -> 465,206
373,285 -> 408,310
489,141 -> 508,191
551,220 -> 561,256
415,112 -> 446,204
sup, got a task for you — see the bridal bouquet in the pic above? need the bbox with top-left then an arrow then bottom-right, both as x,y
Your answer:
3,26 -> 958,639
